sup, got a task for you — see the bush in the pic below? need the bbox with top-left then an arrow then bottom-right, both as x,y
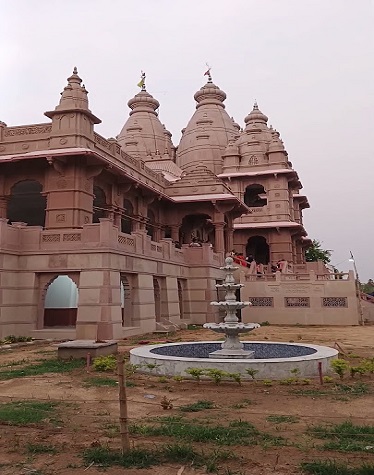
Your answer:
1,335 -> 32,345
331,359 -> 350,380
93,355 -> 117,372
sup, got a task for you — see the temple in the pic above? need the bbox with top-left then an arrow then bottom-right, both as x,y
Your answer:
0,69 -> 366,340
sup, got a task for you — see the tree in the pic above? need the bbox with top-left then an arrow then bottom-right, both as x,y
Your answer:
361,279 -> 374,295
305,239 -> 331,264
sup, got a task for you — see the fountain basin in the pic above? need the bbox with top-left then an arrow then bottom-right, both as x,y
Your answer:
130,341 -> 338,380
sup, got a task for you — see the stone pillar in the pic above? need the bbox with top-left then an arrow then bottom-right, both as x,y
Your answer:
226,227 -> 234,254
133,215 -> 146,233
153,225 -> 162,242
76,269 -> 123,340
0,196 -> 9,219
165,277 -> 180,322
213,222 -> 225,253
131,273 -> 157,333
170,225 -> 180,242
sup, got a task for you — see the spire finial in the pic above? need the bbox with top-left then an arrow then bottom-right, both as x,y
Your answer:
253,100 -> 258,110
137,71 -> 146,91
204,63 -> 212,83
73,66 -> 78,75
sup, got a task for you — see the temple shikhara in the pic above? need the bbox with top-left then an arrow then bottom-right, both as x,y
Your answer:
0,68 -> 363,340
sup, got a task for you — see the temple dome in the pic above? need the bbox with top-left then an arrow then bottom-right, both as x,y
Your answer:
244,102 -> 269,125
117,87 -> 173,159
176,78 -> 238,174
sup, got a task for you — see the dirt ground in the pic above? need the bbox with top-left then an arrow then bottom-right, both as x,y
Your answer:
0,325 -> 373,475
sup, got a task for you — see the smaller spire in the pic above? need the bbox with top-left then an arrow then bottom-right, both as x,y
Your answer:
45,67 -> 100,124
137,71 -> 146,91
253,100 -> 258,109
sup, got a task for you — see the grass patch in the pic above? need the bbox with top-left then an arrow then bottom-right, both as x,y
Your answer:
26,442 -> 58,454
179,400 -> 215,412
292,382 -> 370,398
130,416 -> 285,446
266,414 -> 299,424
0,401 -> 58,425
301,460 -> 374,474
84,377 -> 118,388
308,421 -> 374,453
83,443 -> 234,471
0,358 -> 85,380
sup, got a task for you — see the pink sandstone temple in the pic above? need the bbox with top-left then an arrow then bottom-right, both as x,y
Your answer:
0,68 -> 366,340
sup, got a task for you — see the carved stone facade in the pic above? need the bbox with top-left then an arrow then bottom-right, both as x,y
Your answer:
0,69 -> 361,339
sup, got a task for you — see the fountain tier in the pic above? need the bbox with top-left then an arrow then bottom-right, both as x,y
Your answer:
203,256 -> 259,358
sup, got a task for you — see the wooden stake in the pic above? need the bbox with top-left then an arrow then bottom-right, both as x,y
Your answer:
117,354 -> 130,453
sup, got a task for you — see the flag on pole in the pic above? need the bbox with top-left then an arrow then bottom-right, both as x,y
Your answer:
204,68 -> 211,76
137,71 -> 146,89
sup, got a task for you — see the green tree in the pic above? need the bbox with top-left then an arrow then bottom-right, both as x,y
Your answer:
361,279 -> 374,294
305,239 -> 331,264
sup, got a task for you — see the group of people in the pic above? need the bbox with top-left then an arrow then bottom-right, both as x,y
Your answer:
230,250 -> 287,275
188,237 -> 213,248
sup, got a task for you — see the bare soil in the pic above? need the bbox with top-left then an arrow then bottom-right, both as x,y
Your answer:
0,325 -> 373,475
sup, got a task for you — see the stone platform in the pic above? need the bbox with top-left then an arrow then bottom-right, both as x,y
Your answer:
57,340 -> 118,360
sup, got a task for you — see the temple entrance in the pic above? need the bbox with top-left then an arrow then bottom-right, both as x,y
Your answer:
180,214 -> 214,245
93,186 -> 107,223
120,275 -> 133,327
7,180 -> 46,226
121,199 -> 133,234
44,275 -> 78,327
246,236 -> 269,264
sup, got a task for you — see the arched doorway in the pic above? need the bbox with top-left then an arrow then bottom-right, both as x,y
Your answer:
7,180 -> 46,226
44,275 -> 78,327
153,277 -> 161,322
244,184 -> 267,208
120,275 -> 133,327
180,214 -> 214,245
121,199 -> 133,234
93,186 -> 107,223
246,236 -> 270,264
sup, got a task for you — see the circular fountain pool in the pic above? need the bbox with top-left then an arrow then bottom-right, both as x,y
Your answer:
130,341 -> 338,380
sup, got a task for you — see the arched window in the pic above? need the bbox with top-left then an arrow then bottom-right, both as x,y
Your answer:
7,180 -> 46,227
244,184 -> 267,208
44,275 -> 78,327
121,199 -> 133,234
147,209 -> 156,240
93,186 -> 106,223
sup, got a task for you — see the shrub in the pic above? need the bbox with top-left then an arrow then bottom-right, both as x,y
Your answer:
93,355 -> 117,372
323,376 -> 334,384
228,372 -> 242,385
205,369 -> 228,385
330,359 -> 350,380
1,335 -> 32,345
245,368 -> 259,379
185,367 -> 205,382
179,400 -> 215,412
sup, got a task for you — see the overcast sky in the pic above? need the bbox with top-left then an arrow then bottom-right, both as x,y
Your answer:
1,0 -> 373,280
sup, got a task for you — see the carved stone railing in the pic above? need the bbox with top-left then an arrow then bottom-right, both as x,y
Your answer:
0,220 -> 188,266
3,124 -> 52,139
92,132 -> 169,191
